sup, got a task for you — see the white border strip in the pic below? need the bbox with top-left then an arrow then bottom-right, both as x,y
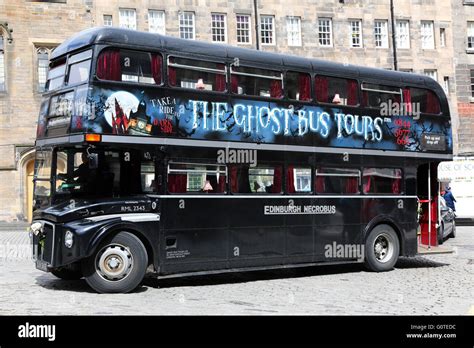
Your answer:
149,195 -> 417,199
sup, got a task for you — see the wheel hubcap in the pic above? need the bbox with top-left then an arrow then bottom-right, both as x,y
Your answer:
96,244 -> 133,281
373,233 -> 394,263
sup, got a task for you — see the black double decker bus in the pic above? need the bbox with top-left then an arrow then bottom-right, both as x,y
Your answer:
30,27 -> 452,293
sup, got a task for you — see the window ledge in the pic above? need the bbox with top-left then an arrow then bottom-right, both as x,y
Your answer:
466,49 -> 474,54
464,0 -> 474,5
469,97 -> 474,103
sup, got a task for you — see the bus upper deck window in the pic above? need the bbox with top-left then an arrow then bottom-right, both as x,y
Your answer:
362,168 -> 402,194
361,83 -> 401,109
315,76 -> 358,106
97,48 -> 162,84
67,50 -> 92,85
286,72 -> 311,101
408,87 -> 441,115
230,66 -> 283,98
167,57 -> 226,91
46,59 -> 66,91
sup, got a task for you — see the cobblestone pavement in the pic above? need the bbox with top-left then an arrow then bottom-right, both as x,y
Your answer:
0,226 -> 472,315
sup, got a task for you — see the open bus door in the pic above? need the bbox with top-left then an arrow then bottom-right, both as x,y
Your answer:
417,162 -> 454,255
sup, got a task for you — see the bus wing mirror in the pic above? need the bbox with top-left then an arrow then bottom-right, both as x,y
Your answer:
88,153 -> 99,169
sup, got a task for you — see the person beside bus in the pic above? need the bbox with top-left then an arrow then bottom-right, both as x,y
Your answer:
443,186 -> 456,212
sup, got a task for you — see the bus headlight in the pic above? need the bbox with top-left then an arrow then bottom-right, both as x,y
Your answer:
64,230 -> 74,249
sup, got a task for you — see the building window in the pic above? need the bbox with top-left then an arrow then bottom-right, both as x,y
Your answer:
318,18 -> 332,47
179,12 -> 195,40
468,22 -> 474,50
103,15 -> 113,27
260,15 -> 275,45
148,10 -> 165,34
440,28 -> 446,47
236,14 -> 251,44
0,36 -> 5,92
470,70 -> 474,98
211,13 -> 227,43
421,21 -> 434,49
349,19 -> 363,48
424,69 -> 437,81
443,76 -> 450,94
396,20 -> 410,49
119,9 -> 136,30
286,16 -> 301,46
374,20 -> 389,48
37,47 -> 51,92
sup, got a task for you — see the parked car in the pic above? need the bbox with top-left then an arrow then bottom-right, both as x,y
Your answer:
438,196 -> 456,244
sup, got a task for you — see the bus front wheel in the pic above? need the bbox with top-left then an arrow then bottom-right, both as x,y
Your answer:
364,224 -> 399,272
82,232 -> 148,293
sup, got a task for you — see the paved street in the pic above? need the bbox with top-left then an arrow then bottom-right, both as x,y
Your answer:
0,226 -> 472,315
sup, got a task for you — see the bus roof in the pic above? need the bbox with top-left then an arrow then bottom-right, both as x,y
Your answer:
52,27 -> 440,91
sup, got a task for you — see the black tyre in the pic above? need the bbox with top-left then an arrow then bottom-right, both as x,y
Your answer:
82,232 -> 148,293
51,264 -> 82,280
364,224 -> 400,272
438,223 -> 444,245
449,221 -> 456,239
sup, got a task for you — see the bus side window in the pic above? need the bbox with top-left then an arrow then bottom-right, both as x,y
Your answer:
286,72 -> 311,101
315,76 -> 359,106
315,167 -> 360,194
287,166 -> 312,193
360,83 -> 401,109
167,57 -> 226,92
362,168 -> 402,194
230,165 -> 282,194
230,66 -> 283,98
167,162 -> 227,193
96,48 -> 162,85
408,87 -> 441,115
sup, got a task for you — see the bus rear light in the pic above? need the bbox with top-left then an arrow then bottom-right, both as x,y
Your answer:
85,134 -> 101,142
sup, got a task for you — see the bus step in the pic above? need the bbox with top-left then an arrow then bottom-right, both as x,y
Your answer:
417,244 -> 454,255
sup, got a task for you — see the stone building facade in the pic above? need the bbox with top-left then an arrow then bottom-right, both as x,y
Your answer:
0,0 -> 466,221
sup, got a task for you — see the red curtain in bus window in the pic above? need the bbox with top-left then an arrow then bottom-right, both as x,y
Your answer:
363,176 -> 372,193
215,64 -> 226,92
168,174 -> 187,193
151,54 -> 162,84
299,74 -> 311,101
344,177 -> 359,194
97,49 -> 121,81
230,166 -> 238,192
403,88 -> 412,114
426,90 -> 441,114
168,66 -> 177,86
272,166 -> 282,193
287,166 -> 295,194
315,76 -> 328,103
392,178 -> 401,194
270,80 -> 282,98
218,175 -> 226,192
362,91 -> 369,107
315,175 -> 325,193
231,75 -> 239,93
347,80 -> 358,106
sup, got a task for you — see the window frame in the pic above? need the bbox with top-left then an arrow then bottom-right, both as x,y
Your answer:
179,11 -> 196,40
360,82 -> 402,110
0,35 -> 5,93
119,8 -> 137,30
350,19 -> 363,48
211,13 -> 227,43
395,20 -> 410,49
420,21 -> 435,50
260,15 -> 276,46
167,161 -> 228,194
148,10 -> 166,35
236,14 -> 252,45
374,20 -> 389,49
314,167 -> 361,195
286,16 -> 302,47
103,14 -> 113,27
230,65 -> 284,99
318,18 -> 333,47
315,74 -> 360,107
287,165 -> 313,194
361,167 -> 403,195
65,49 -> 93,87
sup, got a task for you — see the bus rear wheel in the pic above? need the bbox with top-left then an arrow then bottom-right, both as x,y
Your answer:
364,224 -> 399,272
82,232 -> 148,293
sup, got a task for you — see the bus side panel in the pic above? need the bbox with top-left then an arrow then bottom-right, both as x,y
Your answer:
159,197 -> 229,274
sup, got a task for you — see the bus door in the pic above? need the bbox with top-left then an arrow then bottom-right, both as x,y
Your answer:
417,162 -> 439,247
